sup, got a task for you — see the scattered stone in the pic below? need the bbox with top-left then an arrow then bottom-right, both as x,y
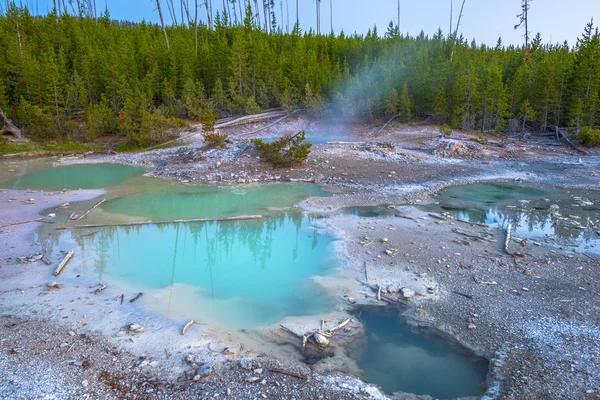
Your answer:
47,282 -> 63,290
400,287 -> 415,300
468,324 -> 477,330
245,376 -> 260,383
18,254 -> 44,264
81,380 -> 89,387
186,354 -> 203,365
253,368 -> 263,375
193,362 -> 215,380
381,237 -> 389,243
240,359 -> 253,371
313,333 -> 330,346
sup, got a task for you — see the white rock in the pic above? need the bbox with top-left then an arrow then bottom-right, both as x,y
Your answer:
400,287 -> 415,300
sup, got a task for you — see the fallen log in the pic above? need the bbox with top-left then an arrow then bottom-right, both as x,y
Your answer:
0,217 -> 46,229
182,320 -> 195,336
377,114 -> 399,134
504,223 -> 513,254
214,110 -> 290,130
54,250 -> 74,276
453,228 -> 495,242
242,110 -> 299,135
56,215 -> 263,230
76,199 -> 106,221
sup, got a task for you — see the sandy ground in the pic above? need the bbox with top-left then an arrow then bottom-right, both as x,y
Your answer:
1,115 -> 600,399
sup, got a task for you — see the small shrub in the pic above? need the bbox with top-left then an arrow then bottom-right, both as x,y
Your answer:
440,124 -> 452,136
252,131 -> 312,168
576,126 -> 600,146
199,109 -> 218,131
474,135 -> 486,144
203,131 -> 229,148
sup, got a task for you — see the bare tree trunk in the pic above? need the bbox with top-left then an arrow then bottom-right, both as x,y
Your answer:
450,0 -> 465,61
449,0 -> 452,37
195,0 -> 199,54
330,0 -> 332,32
156,0 -> 170,50
253,0 -> 260,27
238,0 -> 243,24
286,0 -> 289,33
263,0 -> 268,32
231,0 -> 238,25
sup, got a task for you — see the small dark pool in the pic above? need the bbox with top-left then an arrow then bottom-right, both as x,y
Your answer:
351,307 -> 489,399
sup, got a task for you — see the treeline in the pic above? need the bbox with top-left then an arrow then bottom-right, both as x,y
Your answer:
0,4 -> 599,148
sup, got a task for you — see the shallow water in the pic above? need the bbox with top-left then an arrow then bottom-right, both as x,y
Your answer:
429,183 -> 600,254
65,213 -> 335,329
3,163 -> 148,190
341,205 -> 396,218
352,308 -> 488,399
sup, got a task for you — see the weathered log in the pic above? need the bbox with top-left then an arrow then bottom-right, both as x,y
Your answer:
130,292 -> 143,303
76,199 -> 106,221
377,114 -> 399,134
0,107 -> 22,139
54,250 -> 74,276
0,217 -> 46,229
182,320 -> 195,336
214,110 -> 290,130
325,319 -> 351,334
57,215 -> 263,230
242,110 -> 299,135
504,223 -> 513,254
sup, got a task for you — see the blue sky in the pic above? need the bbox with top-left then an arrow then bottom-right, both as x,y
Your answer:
19,0 -> 600,46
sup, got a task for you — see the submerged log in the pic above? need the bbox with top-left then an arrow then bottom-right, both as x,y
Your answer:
54,250 -> 74,276
56,215 -> 263,230
76,199 -> 106,221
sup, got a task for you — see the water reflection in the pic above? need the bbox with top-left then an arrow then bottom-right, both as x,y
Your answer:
57,212 -> 335,329
431,184 -> 600,252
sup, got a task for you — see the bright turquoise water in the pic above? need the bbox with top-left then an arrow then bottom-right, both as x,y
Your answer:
72,213 -> 334,329
3,163 -> 148,190
430,184 -> 600,254
102,183 -> 329,220
352,308 -> 488,399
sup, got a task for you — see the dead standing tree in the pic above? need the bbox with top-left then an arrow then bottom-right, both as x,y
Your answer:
514,0 -> 532,49
155,0 -> 170,50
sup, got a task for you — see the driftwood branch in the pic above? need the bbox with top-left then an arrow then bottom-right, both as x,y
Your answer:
76,199 -> 106,221
0,217 -> 46,229
57,215 -> 263,230
94,283 -> 107,294
182,320 -> 195,335
54,250 -> 74,276
268,367 -> 308,380
130,292 -> 143,303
